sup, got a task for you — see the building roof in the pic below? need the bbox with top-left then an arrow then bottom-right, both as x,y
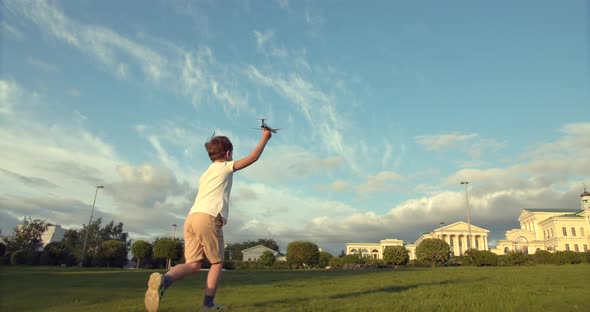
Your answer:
241,244 -> 277,253
523,208 -> 580,213
581,188 -> 590,197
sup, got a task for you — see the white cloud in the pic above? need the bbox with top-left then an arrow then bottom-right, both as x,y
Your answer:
254,30 -> 275,52
275,0 -> 289,10
356,170 -> 404,194
5,0 -> 169,81
27,57 -> 59,72
0,21 -> 25,40
415,132 -> 478,151
0,80 -> 20,115
243,144 -> 342,183
0,80 -> 193,238
246,66 -> 360,171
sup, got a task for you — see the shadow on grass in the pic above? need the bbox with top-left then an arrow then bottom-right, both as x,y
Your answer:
246,279 -> 464,309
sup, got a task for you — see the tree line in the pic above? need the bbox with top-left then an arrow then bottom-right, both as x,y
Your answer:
2,219 -> 589,269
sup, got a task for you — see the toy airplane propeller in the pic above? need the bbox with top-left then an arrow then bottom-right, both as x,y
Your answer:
253,118 -> 281,133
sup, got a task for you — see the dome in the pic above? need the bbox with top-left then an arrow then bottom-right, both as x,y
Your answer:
581,188 -> 590,197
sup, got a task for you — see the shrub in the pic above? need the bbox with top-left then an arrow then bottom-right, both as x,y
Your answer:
383,246 -> 409,266
11,249 -> 32,265
43,242 -> 73,266
0,242 -> 6,256
286,241 -> 319,269
473,250 -> 498,266
415,238 -> 451,267
583,251 -> 590,264
502,251 -> 532,266
554,251 -> 583,264
533,250 -> 554,264
259,250 -> 277,267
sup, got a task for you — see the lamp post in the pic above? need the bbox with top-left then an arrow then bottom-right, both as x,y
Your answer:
81,185 -> 104,266
172,224 -> 177,238
460,181 -> 472,250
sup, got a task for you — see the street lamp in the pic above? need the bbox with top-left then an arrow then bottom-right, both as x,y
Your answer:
81,185 -> 104,266
460,182 -> 472,250
172,224 -> 177,238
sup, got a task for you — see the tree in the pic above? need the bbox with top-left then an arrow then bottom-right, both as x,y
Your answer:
131,240 -> 153,269
153,238 -> 183,269
70,218 -> 130,265
319,251 -> 333,268
259,250 -> 276,267
0,242 -> 5,256
286,241 -> 319,268
41,242 -> 74,266
415,238 -> 450,267
61,229 -> 82,261
383,246 -> 409,266
6,217 -> 48,251
96,240 -> 128,268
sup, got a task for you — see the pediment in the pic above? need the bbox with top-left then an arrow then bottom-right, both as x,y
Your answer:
438,221 -> 489,233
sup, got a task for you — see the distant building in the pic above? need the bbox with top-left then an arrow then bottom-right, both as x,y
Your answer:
346,222 -> 490,260
345,239 -> 404,259
491,189 -> 590,255
41,224 -> 66,248
11,223 -> 67,250
406,221 -> 490,259
241,245 -> 279,261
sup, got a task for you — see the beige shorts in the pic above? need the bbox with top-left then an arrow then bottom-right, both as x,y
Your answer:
184,212 -> 224,264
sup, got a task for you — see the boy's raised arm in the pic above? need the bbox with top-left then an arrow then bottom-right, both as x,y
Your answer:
233,129 -> 272,171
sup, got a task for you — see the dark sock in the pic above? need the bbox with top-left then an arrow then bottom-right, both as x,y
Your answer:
163,275 -> 174,290
203,295 -> 214,307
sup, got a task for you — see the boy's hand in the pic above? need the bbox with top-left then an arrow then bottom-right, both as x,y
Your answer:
262,128 -> 272,141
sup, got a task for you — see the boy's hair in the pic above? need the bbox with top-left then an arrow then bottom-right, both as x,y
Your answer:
205,136 -> 233,161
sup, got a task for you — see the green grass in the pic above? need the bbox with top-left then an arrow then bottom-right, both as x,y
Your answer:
1,265 -> 589,311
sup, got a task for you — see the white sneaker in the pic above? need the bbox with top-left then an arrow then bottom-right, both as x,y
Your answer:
144,273 -> 165,312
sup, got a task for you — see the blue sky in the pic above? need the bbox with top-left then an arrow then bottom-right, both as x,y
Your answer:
1,0 -> 589,255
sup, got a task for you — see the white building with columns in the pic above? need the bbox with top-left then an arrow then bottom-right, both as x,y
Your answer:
491,188 -> 590,255
406,221 -> 490,259
345,222 -> 490,260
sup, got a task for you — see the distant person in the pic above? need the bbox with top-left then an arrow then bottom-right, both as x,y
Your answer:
144,129 -> 272,311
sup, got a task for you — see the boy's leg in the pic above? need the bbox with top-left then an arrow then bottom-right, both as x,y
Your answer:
165,261 -> 201,285
202,215 -> 225,309
205,262 -> 223,296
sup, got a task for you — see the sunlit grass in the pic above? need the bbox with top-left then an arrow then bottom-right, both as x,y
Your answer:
1,265 -> 589,311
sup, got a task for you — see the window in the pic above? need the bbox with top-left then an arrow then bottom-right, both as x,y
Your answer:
571,227 -> 576,237
574,244 -> 579,252
562,227 -> 567,236
504,247 -> 509,254
584,245 -> 588,252
544,230 -> 547,239
565,244 -> 570,251
551,228 -> 554,237
581,228 -> 585,237
475,238 -> 479,249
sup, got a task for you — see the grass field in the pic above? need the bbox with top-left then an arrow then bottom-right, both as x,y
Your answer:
1,265 -> 589,311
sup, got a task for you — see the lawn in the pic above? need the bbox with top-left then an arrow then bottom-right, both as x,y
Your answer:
1,265 -> 589,311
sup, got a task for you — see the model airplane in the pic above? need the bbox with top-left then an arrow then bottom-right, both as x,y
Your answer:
254,118 -> 281,133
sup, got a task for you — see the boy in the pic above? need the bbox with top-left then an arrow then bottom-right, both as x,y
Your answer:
145,129 -> 272,311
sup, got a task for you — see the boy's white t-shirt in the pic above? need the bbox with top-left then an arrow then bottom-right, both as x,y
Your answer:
188,161 -> 234,224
